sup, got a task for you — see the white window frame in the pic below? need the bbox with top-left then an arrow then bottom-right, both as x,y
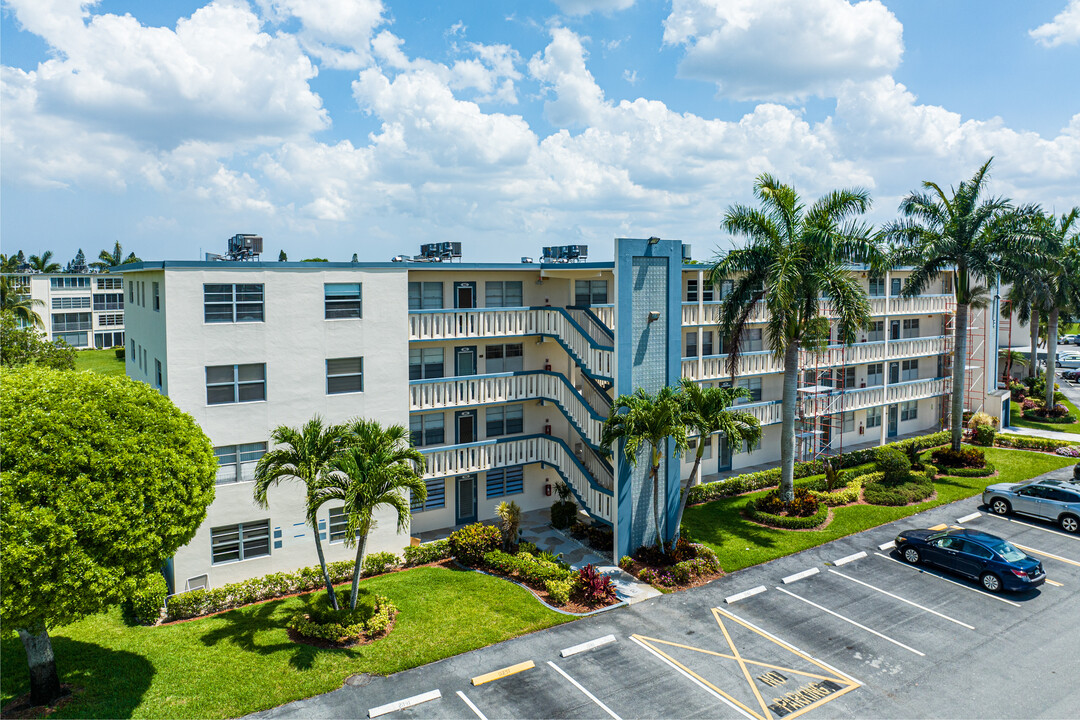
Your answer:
211,520 -> 270,564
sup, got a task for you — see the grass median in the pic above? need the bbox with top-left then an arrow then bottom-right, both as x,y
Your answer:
0,564 -> 573,719
683,447 -> 1075,573
74,348 -> 127,376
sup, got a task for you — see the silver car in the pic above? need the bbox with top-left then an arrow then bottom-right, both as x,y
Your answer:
983,479 -> 1080,533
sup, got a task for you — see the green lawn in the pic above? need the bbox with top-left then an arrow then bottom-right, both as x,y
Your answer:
74,348 -> 126,376
1009,398 -> 1080,435
683,447 -> 1075,573
1,566 -> 573,719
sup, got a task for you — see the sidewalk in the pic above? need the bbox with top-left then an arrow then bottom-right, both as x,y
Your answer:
1002,371 -> 1080,443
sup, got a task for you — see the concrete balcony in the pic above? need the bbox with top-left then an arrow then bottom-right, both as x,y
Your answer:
681,294 -> 951,327
799,377 -> 948,419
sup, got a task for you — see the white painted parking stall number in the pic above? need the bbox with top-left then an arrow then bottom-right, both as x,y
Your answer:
368,689 -> 441,718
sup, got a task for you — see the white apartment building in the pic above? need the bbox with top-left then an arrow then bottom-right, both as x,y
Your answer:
3,272 -> 127,349
121,238 -> 1005,591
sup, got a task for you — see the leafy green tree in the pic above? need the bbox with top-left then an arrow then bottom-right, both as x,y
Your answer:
253,417 -> 349,611
278,249 -> 288,261
1,276 -> 45,328
301,257 -> 329,262
886,159 -> 1041,450
1,367 -> 216,705
351,253 -> 359,263
323,419 -> 427,610
0,314 -> 75,369
1032,209 -> 1080,406
66,248 -> 87,273
1,250 -> 27,273
27,251 -> 61,274
1004,279 -> 1047,378
601,385 -> 689,547
89,241 -> 140,272
710,174 -> 883,502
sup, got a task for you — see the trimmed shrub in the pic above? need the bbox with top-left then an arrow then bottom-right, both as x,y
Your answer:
288,595 -> 397,644
550,500 -> 578,529
972,425 -> 997,446
875,446 -> 911,483
481,549 -> 575,586
1023,405 -> 1077,423
449,523 -> 501,565
577,564 -> 618,605
931,447 -> 986,469
755,487 -> 820,517
362,551 -> 400,577
995,434 -> 1080,451
940,463 -> 996,478
862,473 -> 934,506
128,573 -> 168,625
114,347 -> 126,360
403,540 -> 451,567
638,568 -> 656,584
746,501 -> 828,529
544,578 -> 574,606
618,555 -> 633,571
808,475 -> 863,507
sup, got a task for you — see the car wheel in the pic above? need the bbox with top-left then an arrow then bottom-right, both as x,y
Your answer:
1060,515 -> 1079,534
902,547 -> 921,564
980,572 -> 1002,593
991,499 -> 1011,515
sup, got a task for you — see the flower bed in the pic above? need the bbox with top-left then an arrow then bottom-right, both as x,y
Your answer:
861,471 -> 935,506
745,487 -> 829,529
995,434 -> 1080,452
1023,404 -> 1077,423
799,471 -> 867,507
620,538 -> 723,588
287,595 -> 397,648
938,463 -> 997,477
931,447 -> 986,469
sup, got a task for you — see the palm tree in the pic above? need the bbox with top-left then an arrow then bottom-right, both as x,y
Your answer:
710,174 -> 884,502
1003,281 -> 1047,378
27,251 -> 61,274
324,419 -> 426,611
90,241 -> 140,272
1,251 -> 26,273
885,158 -> 1040,451
601,385 -> 688,548
674,379 -> 761,534
0,276 -> 45,328
998,348 -> 1027,382
1033,209 -> 1080,407
254,417 -> 348,610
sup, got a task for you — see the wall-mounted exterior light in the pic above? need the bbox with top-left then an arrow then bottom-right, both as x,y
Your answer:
647,311 -> 661,323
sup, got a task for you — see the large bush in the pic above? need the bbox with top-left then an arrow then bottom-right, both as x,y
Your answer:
862,472 -> 934,506
448,523 -> 501,565
128,573 -> 168,626
931,447 -> 986,468
403,540 -> 451,566
0,314 -> 76,370
874,446 -> 911,483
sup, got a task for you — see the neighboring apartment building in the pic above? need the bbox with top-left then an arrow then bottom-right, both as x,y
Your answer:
121,237 -> 1005,592
2,272 -> 126,349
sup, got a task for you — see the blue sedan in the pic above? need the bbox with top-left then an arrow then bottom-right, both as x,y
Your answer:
894,528 -> 1045,592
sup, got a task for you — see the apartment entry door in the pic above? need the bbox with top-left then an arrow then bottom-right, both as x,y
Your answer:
455,282 -> 476,309
888,404 -> 899,438
456,474 -> 478,524
717,435 -> 732,472
455,410 -> 477,444
455,346 -> 477,376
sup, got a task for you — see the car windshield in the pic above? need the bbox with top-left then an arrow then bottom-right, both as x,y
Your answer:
985,539 -> 1026,563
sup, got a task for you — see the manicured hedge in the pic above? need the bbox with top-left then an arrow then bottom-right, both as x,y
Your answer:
745,500 -> 829,529
862,472 -> 934,507
287,595 -> 396,644
403,539 -> 452,566
939,463 -> 997,478
995,434 -> 1080,451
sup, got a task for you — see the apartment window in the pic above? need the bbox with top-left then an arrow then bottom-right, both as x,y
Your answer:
867,363 -> 883,387
686,331 -> 698,358
839,366 -> 856,388
94,331 -> 124,348
485,281 -> 523,307
737,377 -> 763,403
128,282 -> 134,303
486,404 -> 524,437
408,281 -> 443,309
574,280 -> 608,305
93,293 -> 124,311
410,413 -> 445,446
54,331 -> 88,347
213,442 -> 267,484
842,412 -> 856,434
718,279 -> 734,299
203,284 -> 264,323
688,438 -> 713,460
486,466 -> 525,498
891,278 -> 903,297
154,359 -> 163,389
211,520 -> 270,564
326,357 -> 363,394
153,282 -> 160,311
411,478 -> 446,512
52,312 -> 91,332
741,328 -> 763,352
867,321 -> 884,342
701,331 -> 714,356
900,359 -> 919,382
96,277 -> 122,290
485,343 -> 523,373
409,347 -> 445,380
902,319 -> 920,338
206,364 -> 266,405
139,281 -> 145,307
900,400 -> 919,422
50,277 -> 91,289
52,297 -> 91,309
687,278 -> 714,303
325,283 -> 362,319
866,406 -> 883,428
97,313 -> 124,327
868,277 -> 886,297
327,507 -> 361,542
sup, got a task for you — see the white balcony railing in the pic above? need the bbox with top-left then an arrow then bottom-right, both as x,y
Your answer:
682,295 -> 952,327
421,434 -> 613,522
410,371 -> 606,446
409,307 -> 614,380
798,377 -> 948,419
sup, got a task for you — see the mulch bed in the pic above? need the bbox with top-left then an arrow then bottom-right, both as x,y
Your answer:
1,686 -> 81,719
464,562 -> 621,614
619,558 -> 724,590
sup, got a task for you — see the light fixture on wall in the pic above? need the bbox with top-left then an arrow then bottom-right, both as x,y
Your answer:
647,311 -> 661,323
647,236 -> 661,245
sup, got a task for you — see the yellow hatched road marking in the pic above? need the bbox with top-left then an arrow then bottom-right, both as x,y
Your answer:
713,609 -> 773,719
630,638 -> 844,683
471,660 -> 534,686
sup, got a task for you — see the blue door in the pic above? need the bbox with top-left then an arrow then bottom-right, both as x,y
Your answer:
717,435 -> 732,472
456,475 -> 477,524
888,404 -> 899,438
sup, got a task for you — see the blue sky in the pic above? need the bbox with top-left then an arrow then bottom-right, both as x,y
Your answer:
2,0 -> 1078,264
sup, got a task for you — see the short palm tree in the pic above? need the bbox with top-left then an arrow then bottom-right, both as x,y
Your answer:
254,417 -> 348,610
90,241 -> 140,272
0,276 -> 45,328
1033,209 -> 1080,406
601,385 -> 688,548
885,158 -> 1040,450
323,419 -> 427,611
27,251 -> 60,274
674,378 -> 761,533
710,174 -> 884,502
998,348 -> 1027,382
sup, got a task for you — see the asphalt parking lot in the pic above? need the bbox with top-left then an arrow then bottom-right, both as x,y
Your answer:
251,469 -> 1080,720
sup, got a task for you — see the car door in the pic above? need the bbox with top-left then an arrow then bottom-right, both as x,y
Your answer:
924,536 -> 963,571
951,539 -> 992,579
1042,488 -> 1080,523
1012,486 -> 1050,517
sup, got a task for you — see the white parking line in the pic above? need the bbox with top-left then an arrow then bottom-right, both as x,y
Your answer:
873,552 -> 1022,607
455,691 -> 488,720
878,541 -> 896,550
547,661 -> 623,720
368,690 -> 441,718
782,567 -> 819,584
1011,542 -> 1080,568
629,636 -> 758,720
957,512 -> 982,523
724,586 -> 767,604
832,551 -> 867,566
561,635 -> 616,658
826,569 -> 975,629
982,513 -> 1080,542
775,586 -> 925,657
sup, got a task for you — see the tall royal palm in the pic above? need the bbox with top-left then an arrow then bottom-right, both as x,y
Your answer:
0,276 -> 45,328
886,159 -> 1040,450
601,385 -> 689,548
254,417 -> 347,610
674,379 -> 761,533
27,251 -> 61,274
1033,209 -> 1080,407
325,419 -> 426,611
1003,278 -> 1048,379
710,174 -> 883,502
90,241 -> 141,272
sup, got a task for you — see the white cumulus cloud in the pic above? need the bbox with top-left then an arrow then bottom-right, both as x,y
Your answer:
1030,0 -> 1080,47
554,0 -> 635,17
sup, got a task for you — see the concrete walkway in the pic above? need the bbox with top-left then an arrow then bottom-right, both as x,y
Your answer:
1001,370 -> 1080,442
